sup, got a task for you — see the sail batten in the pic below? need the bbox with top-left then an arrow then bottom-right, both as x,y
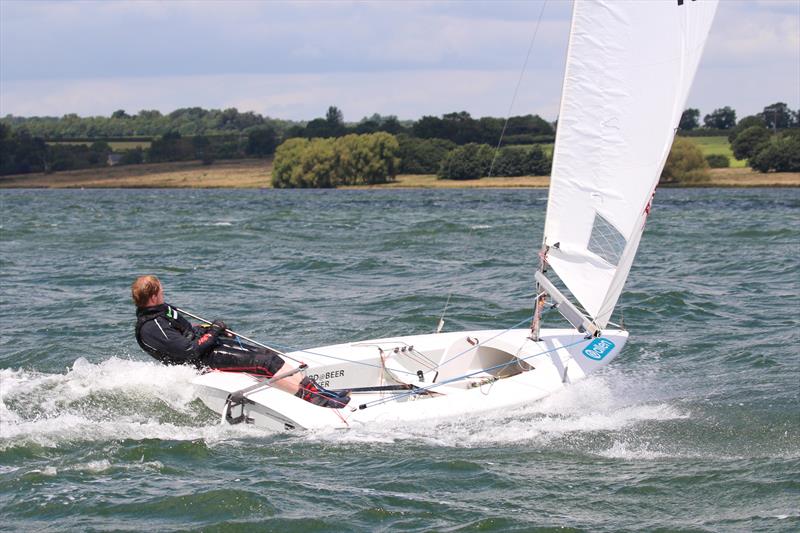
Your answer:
542,0 -> 718,328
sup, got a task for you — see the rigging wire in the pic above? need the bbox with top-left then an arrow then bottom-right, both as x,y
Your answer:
437,0 -> 549,332
267,302 -> 546,377
262,290 -> 543,374
487,0 -> 549,178
357,336 -> 587,411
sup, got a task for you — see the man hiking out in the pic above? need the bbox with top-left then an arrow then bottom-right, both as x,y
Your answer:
131,275 -> 349,409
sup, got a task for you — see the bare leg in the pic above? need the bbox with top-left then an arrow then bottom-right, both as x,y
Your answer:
270,362 -> 304,395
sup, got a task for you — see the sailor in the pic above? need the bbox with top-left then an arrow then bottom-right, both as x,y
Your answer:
131,275 -> 349,408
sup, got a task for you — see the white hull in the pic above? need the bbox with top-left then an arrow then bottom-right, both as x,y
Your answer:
192,328 -> 628,431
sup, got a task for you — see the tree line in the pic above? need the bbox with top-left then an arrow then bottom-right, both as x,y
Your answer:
0,105 -> 556,176
0,106 -> 553,146
678,102 -> 798,133
0,124 -> 280,175
662,107 -> 800,184
1,107 -> 292,139
1,102 -> 797,179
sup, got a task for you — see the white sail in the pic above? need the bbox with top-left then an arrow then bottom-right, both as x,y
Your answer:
543,0 -> 718,328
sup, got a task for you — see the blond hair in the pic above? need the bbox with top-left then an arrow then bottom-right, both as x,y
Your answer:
131,275 -> 161,308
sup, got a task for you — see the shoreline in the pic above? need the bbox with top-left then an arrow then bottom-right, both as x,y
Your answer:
1,159 -> 798,189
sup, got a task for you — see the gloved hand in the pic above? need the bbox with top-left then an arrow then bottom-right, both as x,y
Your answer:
209,319 -> 227,337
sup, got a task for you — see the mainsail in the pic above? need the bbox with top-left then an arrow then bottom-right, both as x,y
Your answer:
542,0 -> 718,328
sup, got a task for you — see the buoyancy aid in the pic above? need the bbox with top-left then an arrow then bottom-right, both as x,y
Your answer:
135,303 -> 200,364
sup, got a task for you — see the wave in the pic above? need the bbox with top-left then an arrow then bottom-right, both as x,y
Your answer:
1,357 -> 682,453
305,375 -> 687,450
0,358 -> 273,450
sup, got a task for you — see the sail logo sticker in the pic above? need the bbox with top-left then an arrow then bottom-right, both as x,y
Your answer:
582,338 -> 615,361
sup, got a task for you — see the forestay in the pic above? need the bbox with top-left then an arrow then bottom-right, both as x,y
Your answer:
543,0 -> 718,328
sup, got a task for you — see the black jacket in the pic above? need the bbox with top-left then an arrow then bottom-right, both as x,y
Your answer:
135,303 -> 218,364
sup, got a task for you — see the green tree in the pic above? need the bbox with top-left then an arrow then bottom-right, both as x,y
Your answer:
413,115 -> 447,139
192,135 -> 213,165
397,135 -> 456,174
660,137 -> 708,184
705,154 -> 729,168
301,138 -> 339,187
333,133 -> 399,185
732,125 -> 771,160
507,114 -> 554,137
120,147 -> 144,165
526,144 -> 552,175
749,134 -> 800,172
762,102 -> 792,131
727,114 -> 766,143
301,106 -> 346,138
303,108 -> 346,138
88,140 -> 111,165
272,132 -> 398,188
491,146 -> 528,176
438,143 -> 493,180
703,106 -> 736,129
137,109 -> 162,120
0,122 -> 11,171
272,138 -> 310,188
0,129 -> 47,175
379,116 -> 405,135
679,108 -> 700,130
354,119 -> 379,134
442,111 -> 481,144
149,130 -> 193,162
326,106 -> 344,127
245,126 -> 278,157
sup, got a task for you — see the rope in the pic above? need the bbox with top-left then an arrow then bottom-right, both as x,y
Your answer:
268,342 -> 419,376
436,2 -> 549,333
269,307 -> 546,376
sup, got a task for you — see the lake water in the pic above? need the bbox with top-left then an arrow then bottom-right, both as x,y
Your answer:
1,188 -> 798,531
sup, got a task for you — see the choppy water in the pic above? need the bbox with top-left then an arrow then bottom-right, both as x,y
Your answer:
0,188 -> 798,532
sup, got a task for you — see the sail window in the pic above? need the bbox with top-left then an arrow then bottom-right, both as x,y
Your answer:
588,213 -> 626,266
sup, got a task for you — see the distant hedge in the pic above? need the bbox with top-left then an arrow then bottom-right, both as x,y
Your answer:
705,154 -> 730,168
396,135 -> 456,174
677,128 -> 732,137
437,143 -> 552,180
272,132 -> 399,188
438,143 -> 494,180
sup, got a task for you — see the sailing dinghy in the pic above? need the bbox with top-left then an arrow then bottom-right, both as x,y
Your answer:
193,0 -> 719,431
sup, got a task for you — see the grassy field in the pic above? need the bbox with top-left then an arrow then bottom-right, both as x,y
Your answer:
1,158 -> 797,189
0,159 -> 271,188
689,136 -> 746,168
49,140 -> 152,150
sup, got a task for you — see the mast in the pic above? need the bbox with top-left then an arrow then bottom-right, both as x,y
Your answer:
530,0 -> 579,341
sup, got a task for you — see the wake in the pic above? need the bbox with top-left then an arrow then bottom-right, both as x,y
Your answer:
1,357 -> 689,458
0,357 -> 272,450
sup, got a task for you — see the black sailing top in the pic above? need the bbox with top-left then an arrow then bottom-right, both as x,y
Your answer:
135,303 -> 219,364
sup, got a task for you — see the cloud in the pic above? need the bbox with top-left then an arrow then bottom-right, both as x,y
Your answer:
704,0 -> 800,66
0,69 -> 565,121
0,0 -> 569,81
0,0 -> 796,119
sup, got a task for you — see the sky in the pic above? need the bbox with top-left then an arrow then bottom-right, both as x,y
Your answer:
0,0 -> 798,122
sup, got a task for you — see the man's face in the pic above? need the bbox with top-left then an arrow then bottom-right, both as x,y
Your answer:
151,284 -> 165,306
